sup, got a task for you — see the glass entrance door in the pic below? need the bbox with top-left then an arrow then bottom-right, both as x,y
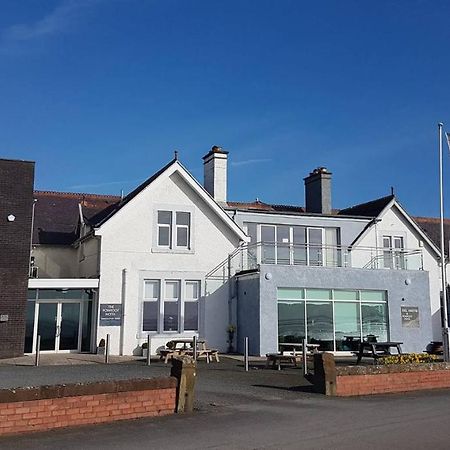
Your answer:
36,302 -> 82,352
37,303 -> 58,351
59,303 -> 81,351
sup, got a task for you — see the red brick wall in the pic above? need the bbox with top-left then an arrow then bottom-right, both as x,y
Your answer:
336,370 -> 450,396
0,378 -> 177,436
0,387 -> 176,436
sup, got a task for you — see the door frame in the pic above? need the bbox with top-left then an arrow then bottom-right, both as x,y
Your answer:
32,300 -> 84,353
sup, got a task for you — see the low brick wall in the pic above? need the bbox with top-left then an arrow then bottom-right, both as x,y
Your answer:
313,353 -> 450,396
0,377 -> 177,436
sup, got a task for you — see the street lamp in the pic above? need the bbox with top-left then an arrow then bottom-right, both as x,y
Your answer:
438,122 -> 449,361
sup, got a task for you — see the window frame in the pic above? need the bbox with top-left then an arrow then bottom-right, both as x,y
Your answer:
153,206 -> 194,253
140,277 -> 201,335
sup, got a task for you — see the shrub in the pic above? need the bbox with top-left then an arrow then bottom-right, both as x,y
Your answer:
98,338 -> 105,347
142,342 -> 148,349
378,353 -> 439,365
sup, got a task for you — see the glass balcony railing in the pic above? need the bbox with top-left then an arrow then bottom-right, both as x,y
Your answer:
205,242 -> 424,283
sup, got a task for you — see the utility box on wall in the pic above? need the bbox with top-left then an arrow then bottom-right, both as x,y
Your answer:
0,158 -> 35,359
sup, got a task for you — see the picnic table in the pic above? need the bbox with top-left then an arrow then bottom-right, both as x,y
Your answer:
356,341 -> 403,364
266,342 -> 320,370
159,338 -> 219,364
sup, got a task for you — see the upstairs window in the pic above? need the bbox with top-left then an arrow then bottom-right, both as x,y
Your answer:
157,211 -> 172,247
176,212 -> 191,248
157,210 -> 191,250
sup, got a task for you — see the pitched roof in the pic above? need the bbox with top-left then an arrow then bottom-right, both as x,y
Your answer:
89,158 -> 176,227
227,200 -> 305,214
33,191 -> 120,245
338,195 -> 395,217
414,216 -> 450,255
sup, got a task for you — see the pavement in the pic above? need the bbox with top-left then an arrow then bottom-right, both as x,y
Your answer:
0,356 -> 450,449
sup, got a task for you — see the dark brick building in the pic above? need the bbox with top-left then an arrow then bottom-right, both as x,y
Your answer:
0,159 -> 34,359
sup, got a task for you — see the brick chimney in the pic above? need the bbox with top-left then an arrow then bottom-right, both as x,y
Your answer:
202,146 -> 228,203
304,167 -> 332,214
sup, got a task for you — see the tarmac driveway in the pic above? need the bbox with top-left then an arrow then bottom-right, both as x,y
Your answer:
1,357 -> 450,449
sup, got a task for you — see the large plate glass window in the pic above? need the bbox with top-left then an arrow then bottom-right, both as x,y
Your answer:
277,288 -> 388,352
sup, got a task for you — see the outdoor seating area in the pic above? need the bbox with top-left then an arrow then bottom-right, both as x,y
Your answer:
266,342 -> 320,370
355,341 -> 403,364
159,339 -> 220,364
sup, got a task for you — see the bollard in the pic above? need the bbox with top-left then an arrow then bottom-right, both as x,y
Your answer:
146,334 -> 151,366
35,335 -> 41,367
244,337 -> 249,372
302,338 -> 308,376
193,335 -> 197,362
171,356 -> 196,413
105,334 -> 110,364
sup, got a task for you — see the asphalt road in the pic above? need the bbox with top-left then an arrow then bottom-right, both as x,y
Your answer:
0,358 -> 449,449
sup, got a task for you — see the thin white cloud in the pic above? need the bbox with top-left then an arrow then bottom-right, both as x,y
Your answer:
1,0 -> 102,50
231,158 -> 272,168
67,178 -> 142,190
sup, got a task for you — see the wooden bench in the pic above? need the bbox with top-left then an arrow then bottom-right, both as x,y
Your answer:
266,352 -> 302,370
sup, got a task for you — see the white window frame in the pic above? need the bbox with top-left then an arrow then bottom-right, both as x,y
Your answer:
153,205 -> 194,254
141,276 -> 200,335
183,280 -> 200,332
157,211 -> 172,248
142,280 -> 160,333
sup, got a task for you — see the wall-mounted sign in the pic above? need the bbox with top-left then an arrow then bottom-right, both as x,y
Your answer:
401,306 -> 420,328
99,304 -> 122,326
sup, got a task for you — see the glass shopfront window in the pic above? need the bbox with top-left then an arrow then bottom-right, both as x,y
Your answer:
277,288 -> 388,351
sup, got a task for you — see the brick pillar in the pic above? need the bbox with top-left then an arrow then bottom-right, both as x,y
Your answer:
0,159 -> 34,359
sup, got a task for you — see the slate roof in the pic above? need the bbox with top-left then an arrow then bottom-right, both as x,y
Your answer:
337,195 -> 395,217
414,217 -> 450,256
33,191 -> 120,245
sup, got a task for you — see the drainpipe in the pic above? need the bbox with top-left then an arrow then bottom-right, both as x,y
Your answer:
227,254 -> 232,326
120,269 -> 127,356
29,199 -> 37,276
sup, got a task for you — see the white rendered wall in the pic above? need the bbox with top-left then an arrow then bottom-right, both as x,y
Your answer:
94,171 -> 241,355
357,205 -> 442,340
204,153 -> 227,203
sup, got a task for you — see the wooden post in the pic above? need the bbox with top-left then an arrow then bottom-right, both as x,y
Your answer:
171,356 -> 196,413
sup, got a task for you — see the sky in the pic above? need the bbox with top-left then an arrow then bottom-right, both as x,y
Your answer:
1,0 -> 450,217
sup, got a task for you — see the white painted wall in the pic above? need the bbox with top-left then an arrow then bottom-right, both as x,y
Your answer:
94,170 -> 242,355
357,205 -> 442,340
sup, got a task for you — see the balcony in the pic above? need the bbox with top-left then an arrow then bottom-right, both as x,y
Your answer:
206,242 -> 423,283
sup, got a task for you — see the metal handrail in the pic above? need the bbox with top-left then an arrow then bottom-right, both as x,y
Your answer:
206,242 -> 424,282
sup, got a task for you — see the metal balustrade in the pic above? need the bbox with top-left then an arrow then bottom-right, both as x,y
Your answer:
205,241 -> 423,283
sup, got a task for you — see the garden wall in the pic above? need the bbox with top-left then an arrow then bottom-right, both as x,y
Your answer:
314,353 -> 450,396
0,377 -> 177,436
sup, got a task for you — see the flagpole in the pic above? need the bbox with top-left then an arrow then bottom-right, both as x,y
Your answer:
438,122 -> 449,361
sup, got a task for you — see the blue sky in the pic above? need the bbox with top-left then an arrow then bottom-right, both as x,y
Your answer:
1,0 -> 450,216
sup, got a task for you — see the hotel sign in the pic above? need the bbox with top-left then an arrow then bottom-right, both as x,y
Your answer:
99,304 -> 122,326
401,306 -> 420,328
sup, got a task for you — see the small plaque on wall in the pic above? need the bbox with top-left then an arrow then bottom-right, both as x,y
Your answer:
99,304 -> 122,326
401,306 -> 420,328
